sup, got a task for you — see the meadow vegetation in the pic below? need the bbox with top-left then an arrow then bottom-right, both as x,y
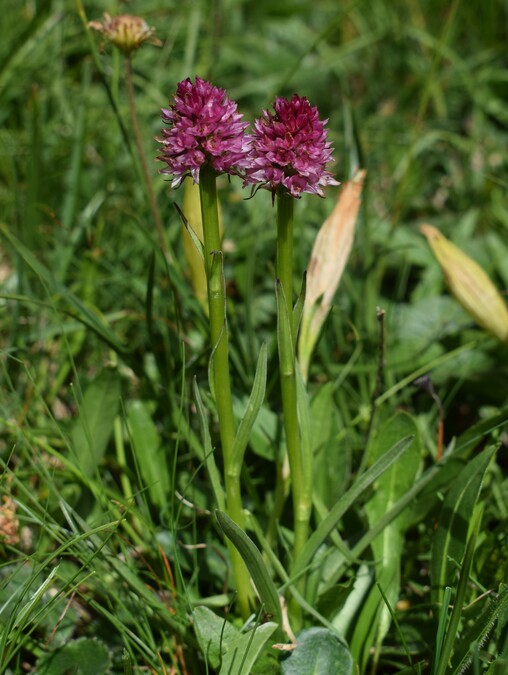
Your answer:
1,1 -> 508,673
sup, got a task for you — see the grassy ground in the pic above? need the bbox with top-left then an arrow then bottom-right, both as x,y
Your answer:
1,0 -> 508,673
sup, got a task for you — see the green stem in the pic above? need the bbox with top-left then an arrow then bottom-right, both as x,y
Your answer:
199,165 -> 253,619
276,191 -> 312,620
125,56 -> 169,261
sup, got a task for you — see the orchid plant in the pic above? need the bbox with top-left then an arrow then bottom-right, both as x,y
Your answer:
158,77 -> 338,624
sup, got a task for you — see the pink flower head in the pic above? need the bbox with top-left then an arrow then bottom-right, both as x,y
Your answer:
157,77 -> 250,188
244,94 -> 339,199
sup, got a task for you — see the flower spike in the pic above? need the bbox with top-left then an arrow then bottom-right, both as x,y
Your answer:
244,94 -> 339,198
157,77 -> 250,188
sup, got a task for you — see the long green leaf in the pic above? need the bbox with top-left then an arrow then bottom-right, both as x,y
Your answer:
293,435 -> 414,578
215,510 -> 283,631
430,445 -> 496,605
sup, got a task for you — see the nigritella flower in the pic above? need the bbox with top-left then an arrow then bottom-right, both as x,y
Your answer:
244,94 -> 339,199
157,77 -> 250,188
88,13 -> 161,55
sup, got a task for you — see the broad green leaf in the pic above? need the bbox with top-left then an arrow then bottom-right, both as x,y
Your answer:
215,510 -> 283,631
36,637 -> 111,675
230,343 -> 268,473
351,413 -> 421,670
293,435 -> 414,578
219,621 -> 278,675
70,369 -> 121,478
193,606 -> 239,670
430,445 -> 496,605
281,627 -> 353,674
126,400 -> 168,510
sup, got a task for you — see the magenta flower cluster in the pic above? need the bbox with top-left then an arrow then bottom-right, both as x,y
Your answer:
158,77 -> 249,188
244,95 -> 339,198
158,77 -> 338,198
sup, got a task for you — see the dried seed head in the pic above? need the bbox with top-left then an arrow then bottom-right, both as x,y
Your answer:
89,13 -> 161,55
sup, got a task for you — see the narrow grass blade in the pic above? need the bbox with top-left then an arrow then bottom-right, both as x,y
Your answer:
215,510 -> 283,631
434,586 -> 453,674
293,435 -> 414,578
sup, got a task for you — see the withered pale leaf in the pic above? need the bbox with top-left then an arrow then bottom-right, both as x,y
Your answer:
421,224 -> 508,343
298,170 -> 366,381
